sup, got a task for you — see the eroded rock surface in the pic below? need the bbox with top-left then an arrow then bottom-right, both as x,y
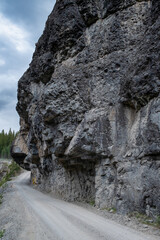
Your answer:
12,0 -> 160,215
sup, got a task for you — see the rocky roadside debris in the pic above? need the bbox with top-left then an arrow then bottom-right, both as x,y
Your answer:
74,201 -> 160,238
0,181 -> 159,240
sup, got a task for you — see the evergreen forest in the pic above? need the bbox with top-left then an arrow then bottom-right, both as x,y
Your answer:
0,129 -> 17,159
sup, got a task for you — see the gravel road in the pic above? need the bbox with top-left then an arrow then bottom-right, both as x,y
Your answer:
0,172 -> 160,240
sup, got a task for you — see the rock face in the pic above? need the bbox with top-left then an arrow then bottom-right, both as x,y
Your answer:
12,0 -> 160,215
0,161 -> 10,182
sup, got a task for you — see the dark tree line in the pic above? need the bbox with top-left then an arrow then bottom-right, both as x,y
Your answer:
0,129 -> 17,159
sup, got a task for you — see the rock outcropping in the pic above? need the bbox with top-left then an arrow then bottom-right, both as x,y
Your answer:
0,161 -> 10,183
12,0 -> 160,215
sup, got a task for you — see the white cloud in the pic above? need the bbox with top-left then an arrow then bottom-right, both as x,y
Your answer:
41,1 -> 54,13
0,71 -> 21,132
0,58 -> 5,66
0,72 -> 18,90
0,102 -> 19,132
0,12 -> 33,53
0,1 -> 55,132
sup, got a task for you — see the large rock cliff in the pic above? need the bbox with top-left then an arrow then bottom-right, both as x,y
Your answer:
12,0 -> 160,215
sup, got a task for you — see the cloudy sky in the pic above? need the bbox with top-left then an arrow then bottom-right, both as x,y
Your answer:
0,0 -> 56,133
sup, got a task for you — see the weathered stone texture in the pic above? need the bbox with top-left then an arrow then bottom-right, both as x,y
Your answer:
12,0 -> 160,216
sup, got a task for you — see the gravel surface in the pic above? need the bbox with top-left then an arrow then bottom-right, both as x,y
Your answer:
0,172 -> 160,240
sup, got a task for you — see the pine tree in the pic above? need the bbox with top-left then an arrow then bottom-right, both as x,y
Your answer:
0,129 -> 17,159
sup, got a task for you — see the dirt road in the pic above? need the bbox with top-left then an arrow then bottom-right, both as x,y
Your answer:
1,172 -> 160,240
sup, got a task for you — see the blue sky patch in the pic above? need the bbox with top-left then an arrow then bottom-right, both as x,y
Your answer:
0,0 -> 55,131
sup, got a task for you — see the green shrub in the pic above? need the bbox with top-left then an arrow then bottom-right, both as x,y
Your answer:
0,161 -> 21,187
0,229 -> 5,238
89,200 -> 95,206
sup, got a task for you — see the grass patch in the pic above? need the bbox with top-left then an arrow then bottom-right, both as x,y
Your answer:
0,194 -> 3,205
0,229 -> 5,238
89,200 -> 95,206
155,216 -> 160,228
128,212 -> 160,228
0,161 -> 21,187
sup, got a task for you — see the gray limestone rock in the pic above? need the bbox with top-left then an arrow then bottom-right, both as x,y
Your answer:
11,0 -> 160,216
